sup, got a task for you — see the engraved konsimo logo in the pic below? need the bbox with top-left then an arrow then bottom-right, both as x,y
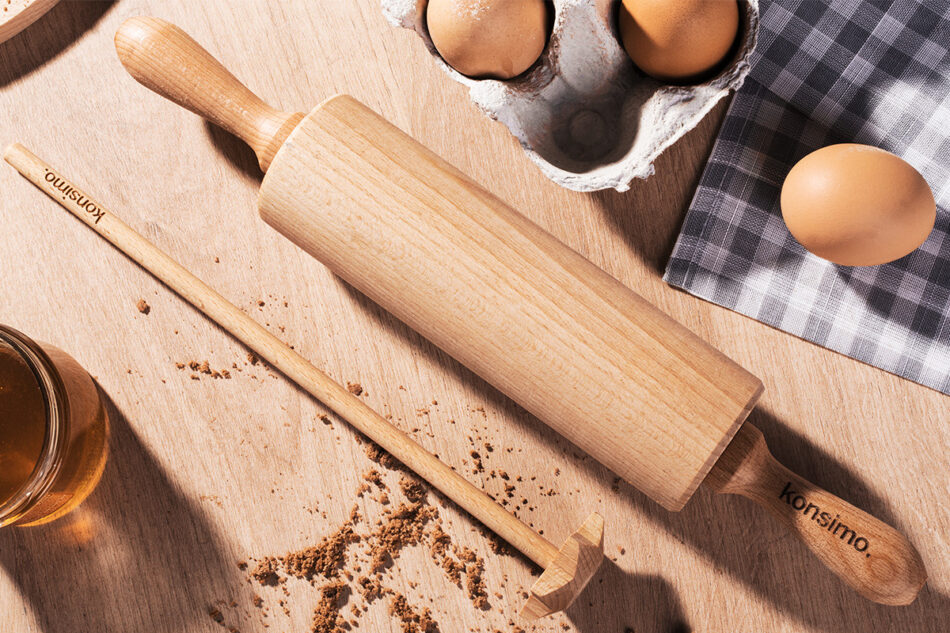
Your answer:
779,482 -> 871,558
43,169 -> 104,224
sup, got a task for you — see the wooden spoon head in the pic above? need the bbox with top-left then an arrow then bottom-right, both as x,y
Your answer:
520,512 -> 605,620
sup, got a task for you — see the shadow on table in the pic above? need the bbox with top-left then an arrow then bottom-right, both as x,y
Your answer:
586,100 -> 728,276
0,1 -> 113,88
0,391 -> 246,633
567,562 -> 690,633
336,283 -> 947,632
206,120 -> 265,184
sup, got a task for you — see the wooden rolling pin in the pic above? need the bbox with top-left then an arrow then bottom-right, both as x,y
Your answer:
114,16 -> 927,605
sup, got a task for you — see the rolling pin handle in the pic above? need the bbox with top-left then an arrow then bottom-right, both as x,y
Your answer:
114,16 -> 303,172
708,423 -> 927,606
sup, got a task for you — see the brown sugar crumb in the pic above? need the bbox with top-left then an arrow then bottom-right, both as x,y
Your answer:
320,415 -> 332,426
463,555 -> 488,609
363,469 -> 386,489
310,581 -> 350,633
370,502 -> 437,571
364,441 -> 402,471
346,382 -> 363,396
429,526 -> 464,585
398,476 -> 427,504
388,593 -> 439,633
357,574 -> 386,602
250,556 -> 281,585
136,299 -> 151,314
469,450 -> 484,474
208,607 -> 224,623
284,524 -> 360,580
248,352 -> 259,365
252,594 -> 264,608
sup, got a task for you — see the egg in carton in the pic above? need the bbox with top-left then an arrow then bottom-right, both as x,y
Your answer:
382,0 -> 759,192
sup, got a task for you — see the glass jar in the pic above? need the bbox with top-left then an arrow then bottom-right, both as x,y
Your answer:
0,325 -> 109,527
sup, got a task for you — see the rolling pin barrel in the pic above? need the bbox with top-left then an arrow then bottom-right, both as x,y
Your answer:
258,95 -> 765,512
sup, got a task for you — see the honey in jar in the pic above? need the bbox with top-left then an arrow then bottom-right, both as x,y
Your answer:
0,325 -> 109,527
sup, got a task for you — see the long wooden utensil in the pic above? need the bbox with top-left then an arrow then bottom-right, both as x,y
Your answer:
3,142 -> 604,620
113,17 -> 926,605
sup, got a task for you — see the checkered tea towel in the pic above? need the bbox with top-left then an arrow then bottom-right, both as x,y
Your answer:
664,0 -> 950,394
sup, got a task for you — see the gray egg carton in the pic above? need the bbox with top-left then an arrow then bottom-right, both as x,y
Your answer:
382,0 -> 759,192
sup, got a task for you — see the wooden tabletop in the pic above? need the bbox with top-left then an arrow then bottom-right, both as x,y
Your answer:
0,2 -> 946,632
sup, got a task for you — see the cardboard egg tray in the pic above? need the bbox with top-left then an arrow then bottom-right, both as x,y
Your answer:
382,0 -> 759,192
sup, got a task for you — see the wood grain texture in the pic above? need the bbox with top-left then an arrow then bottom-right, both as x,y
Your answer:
0,2 -> 947,632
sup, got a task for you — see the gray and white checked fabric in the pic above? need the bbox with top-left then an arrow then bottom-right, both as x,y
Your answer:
664,0 -> 950,394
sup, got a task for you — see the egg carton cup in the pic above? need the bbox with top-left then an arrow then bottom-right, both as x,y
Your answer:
382,0 -> 759,192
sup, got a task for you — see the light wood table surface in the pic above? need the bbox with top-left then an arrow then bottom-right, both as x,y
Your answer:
1,2 -> 946,632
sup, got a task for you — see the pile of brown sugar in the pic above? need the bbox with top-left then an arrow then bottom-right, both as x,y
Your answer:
312,582 -> 351,633
239,440 -> 502,633
285,522 -> 359,579
389,592 -> 438,633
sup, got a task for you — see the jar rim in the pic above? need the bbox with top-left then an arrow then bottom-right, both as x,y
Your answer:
0,325 -> 69,525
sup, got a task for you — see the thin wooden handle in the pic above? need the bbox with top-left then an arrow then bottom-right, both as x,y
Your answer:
114,16 -> 303,172
708,423 -> 926,605
3,143 -> 560,570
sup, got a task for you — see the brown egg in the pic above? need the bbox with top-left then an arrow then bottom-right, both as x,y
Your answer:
781,144 -> 936,267
426,0 -> 549,80
618,0 -> 739,82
